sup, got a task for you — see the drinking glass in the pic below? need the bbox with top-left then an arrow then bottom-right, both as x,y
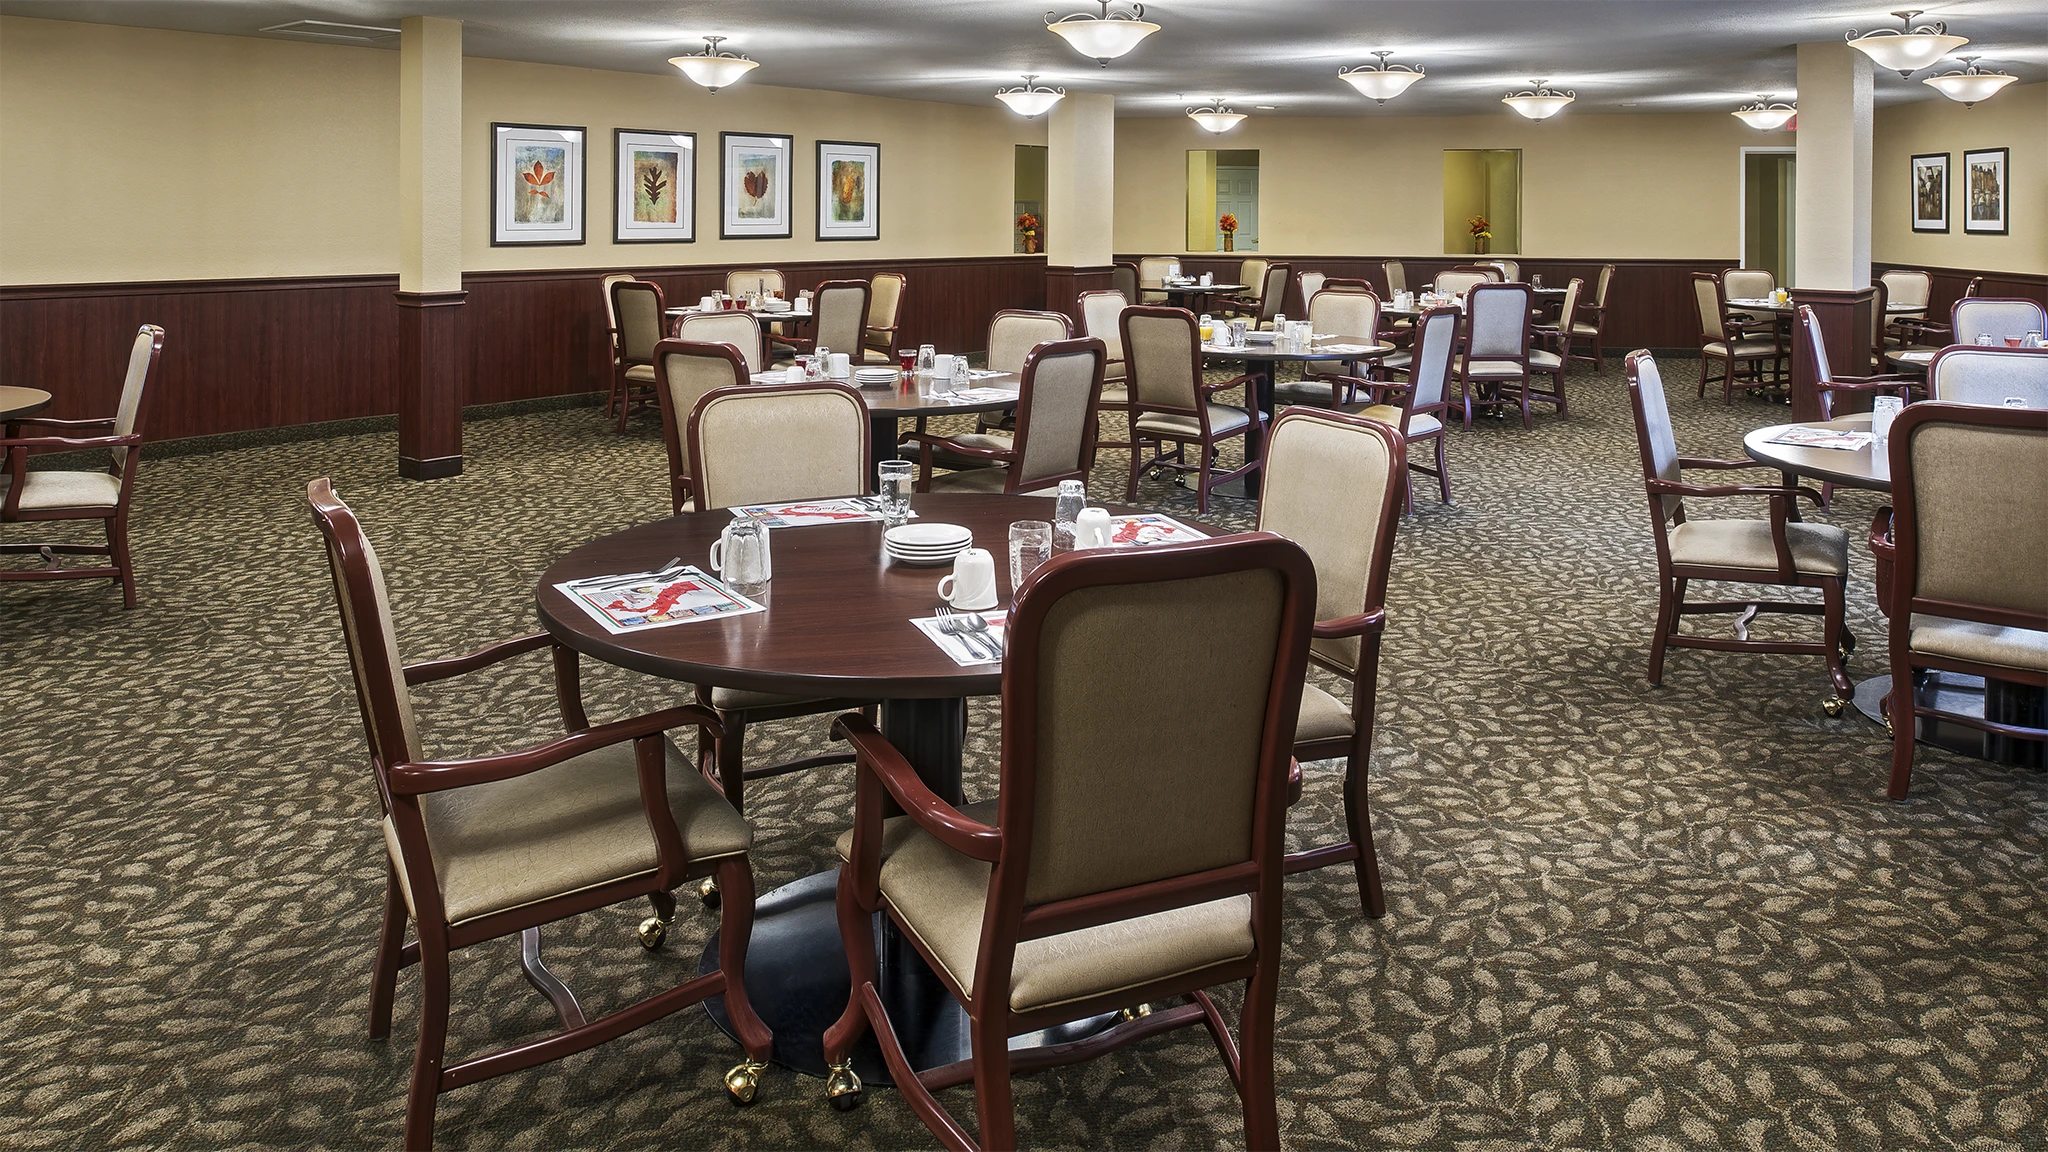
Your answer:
1053,479 -> 1085,549
898,349 -> 917,371
814,346 -> 832,377
1199,313 -> 1215,343
2029,331 -> 2045,348
1009,521 -> 1052,589
711,520 -> 772,598
877,461 -> 914,524
1976,334 -> 1995,346
2004,336 -> 2025,348
917,344 -> 937,375
1230,319 -> 1249,346
1870,395 -> 1904,439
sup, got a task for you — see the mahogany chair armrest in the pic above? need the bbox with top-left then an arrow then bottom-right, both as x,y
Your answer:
1649,478 -> 1825,505
386,704 -> 720,795
900,431 -> 1017,463
1313,608 -> 1386,640
832,712 -> 1002,862
404,631 -> 555,686
1198,373 -> 1257,397
1826,373 -> 1917,387
0,432 -> 142,452
1578,302 -> 1607,317
1676,456 -> 1772,472
1868,508 -> 1895,558
10,415 -> 115,431
1891,318 -> 1948,339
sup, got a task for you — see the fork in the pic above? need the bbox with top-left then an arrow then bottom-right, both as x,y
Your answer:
961,612 -> 1004,657
935,605 -> 997,661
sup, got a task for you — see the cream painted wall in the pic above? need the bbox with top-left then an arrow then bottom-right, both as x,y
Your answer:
1872,83 -> 2045,276
0,16 -> 398,284
460,56 -> 1042,270
1115,110 -> 1764,259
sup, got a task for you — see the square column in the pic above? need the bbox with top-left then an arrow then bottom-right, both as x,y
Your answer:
1790,40 -> 1876,420
1045,93 -> 1116,323
396,16 -> 465,480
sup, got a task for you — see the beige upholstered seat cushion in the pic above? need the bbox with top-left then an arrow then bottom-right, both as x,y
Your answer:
927,468 -> 1059,496
1134,404 -> 1251,439
385,736 -> 750,927
0,470 -> 122,511
1909,617 -> 2048,674
1293,682 -> 1354,744
835,801 -> 1254,1013
1378,350 -> 1413,372
1571,321 -> 1599,337
1666,519 -> 1848,577
916,432 -> 1012,473
1338,404 -> 1441,437
710,685 -> 831,711
862,349 -> 896,365
1704,339 -> 1778,359
1460,358 -> 1527,380
625,364 -> 657,382
1528,349 -> 1563,371
1272,380 -> 1339,407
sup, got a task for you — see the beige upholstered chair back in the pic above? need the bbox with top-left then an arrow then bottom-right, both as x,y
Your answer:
725,268 -> 784,297
1122,308 -> 1201,414
309,481 -> 426,768
1794,306 -> 1837,385
865,272 -> 906,352
1593,264 -> 1615,307
1012,560 -> 1292,904
1137,257 -> 1180,302
110,325 -> 162,469
1111,263 -> 1140,304
1897,407 -> 2048,617
1382,260 -> 1406,294
677,311 -> 763,374
987,309 -> 1073,376
1723,268 -> 1774,301
1952,299 -> 2047,346
811,280 -> 870,358
613,280 -> 665,364
1409,307 -> 1460,415
1238,258 -> 1272,300
1308,287 -> 1378,342
1554,278 -> 1583,337
1481,260 -> 1519,281
1691,274 -> 1729,342
658,342 -> 750,438
1012,340 -> 1104,490
1928,347 -> 2048,409
1297,271 -> 1326,310
688,383 -> 868,509
1257,411 -> 1398,676
1433,270 -> 1489,298
1078,290 -> 1127,362
1466,283 -> 1532,360
1870,280 -> 1891,349
1254,264 -> 1291,322
1880,270 -> 1932,313
601,273 -> 635,342
1626,353 -> 1685,522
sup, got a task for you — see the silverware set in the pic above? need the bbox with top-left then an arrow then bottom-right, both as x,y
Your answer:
935,605 -> 1003,660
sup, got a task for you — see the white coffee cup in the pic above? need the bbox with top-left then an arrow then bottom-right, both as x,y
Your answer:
699,295 -> 717,311
937,547 -> 998,610
1074,507 -> 1113,549
828,352 -> 851,379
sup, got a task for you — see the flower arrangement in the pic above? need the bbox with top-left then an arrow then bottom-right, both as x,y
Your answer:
1218,213 -> 1240,234
1467,215 -> 1492,239
1016,213 -> 1040,233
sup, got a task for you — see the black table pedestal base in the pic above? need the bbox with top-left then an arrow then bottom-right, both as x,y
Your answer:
1852,672 -> 2045,768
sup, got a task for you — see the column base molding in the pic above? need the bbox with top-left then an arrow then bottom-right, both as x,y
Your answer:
396,289 -> 468,480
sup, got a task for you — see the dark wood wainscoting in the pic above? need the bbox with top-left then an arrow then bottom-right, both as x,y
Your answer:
1115,253 -> 1741,352
1,255 -> 1046,443
1873,262 -> 2048,324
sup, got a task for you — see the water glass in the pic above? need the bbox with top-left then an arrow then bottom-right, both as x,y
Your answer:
1230,318 -> 1249,346
1870,395 -> 1904,439
814,346 -> 832,376
877,460 -> 913,524
917,344 -> 938,375
709,519 -> 772,598
2029,331 -> 2045,348
1009,521 -> 1052,589
1053,479 -> 1085,549
1976,334 -> 1995,346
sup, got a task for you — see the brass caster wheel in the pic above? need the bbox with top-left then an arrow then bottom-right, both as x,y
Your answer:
636,916 -> 668,950
1883,716 -> 1896,739
1821,695 -> 1847,718
724,1059 -> 767,1106
698,875 -> 721,909
1118,1002 -> 1155,1022
825,1061 -> 864,1112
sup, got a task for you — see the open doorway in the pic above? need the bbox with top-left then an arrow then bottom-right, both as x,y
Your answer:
1741,148 -> 1796,286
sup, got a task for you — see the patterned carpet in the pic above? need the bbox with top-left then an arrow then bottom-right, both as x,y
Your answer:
4,357 -> 2044,1151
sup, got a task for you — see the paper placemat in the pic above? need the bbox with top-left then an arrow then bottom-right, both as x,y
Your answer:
910,611 -> 1009,667
1106,514 -> 1208,547
555,565 -> 762,635
1766,427 -> 1876,451
731,498 -> 906,527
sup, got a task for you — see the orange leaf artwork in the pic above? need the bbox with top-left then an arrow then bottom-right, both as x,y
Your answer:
742,169 -> 770,200
522,160 -> 556,199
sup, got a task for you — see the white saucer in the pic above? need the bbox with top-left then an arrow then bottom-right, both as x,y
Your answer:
886,523 -> 972,549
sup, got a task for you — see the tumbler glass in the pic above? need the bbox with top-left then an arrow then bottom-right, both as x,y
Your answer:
1009,521 -> 1052,589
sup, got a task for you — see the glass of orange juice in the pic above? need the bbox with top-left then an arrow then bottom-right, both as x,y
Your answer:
1198,314 -> 1214,343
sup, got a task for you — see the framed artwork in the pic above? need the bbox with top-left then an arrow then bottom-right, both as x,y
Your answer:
1962,147 -> 2009,235
1910,152 -> 1948,233
816,140 -> 880,241
720,131 -> 794,239
492,123 -> 585,246
613,129 -> 695,243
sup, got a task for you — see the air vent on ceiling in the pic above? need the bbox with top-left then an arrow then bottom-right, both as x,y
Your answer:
258,20 -> 401,43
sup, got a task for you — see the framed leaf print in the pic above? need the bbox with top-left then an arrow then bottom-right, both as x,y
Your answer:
492,123 -> 586,246
1962,147 -> 2008,235
613,129 -> 695,243
720,131 -> 794,240
816,140 -> 880,241
1910,152 -> 1948,233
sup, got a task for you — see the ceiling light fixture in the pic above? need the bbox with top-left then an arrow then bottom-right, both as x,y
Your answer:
1186,97 -> 1246,133
1923,55 -> 2016,105
669,36 -> 758,93
994,74 -> 1067,118
1732,94 -> 1797,130
1502,80 -> 1575,120
1845,10 -> 1967,77
1338,51 -> 1426,105
1045,0 -> 1159,66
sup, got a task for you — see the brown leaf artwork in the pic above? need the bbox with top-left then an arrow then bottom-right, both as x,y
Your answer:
743,168 -> 769,200
641,169 -> 668,203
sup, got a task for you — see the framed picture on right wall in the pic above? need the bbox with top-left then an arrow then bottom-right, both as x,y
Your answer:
1910,152 -> 1948,233
1962,147 -> 2008,235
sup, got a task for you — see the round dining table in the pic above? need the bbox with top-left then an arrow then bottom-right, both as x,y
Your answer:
1159,281 -> 1246,314
1,386 -> 54,423
1201,333 -> 1394,493
1745,413 -> 2039,767
787,369 -> 1023,468
536,492 -> 1216,1081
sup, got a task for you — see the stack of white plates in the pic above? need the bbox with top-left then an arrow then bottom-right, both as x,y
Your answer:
853,366 -> 899,387
885,523 -> 971,566
760,299 -> 791,312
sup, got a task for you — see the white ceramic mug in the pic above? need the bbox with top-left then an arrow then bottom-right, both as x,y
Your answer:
708,520 -> 772,595
698,295 -> 718,311
828,352 -> 852,379
937,548 -> 998,611
1074,506 -> 1113,549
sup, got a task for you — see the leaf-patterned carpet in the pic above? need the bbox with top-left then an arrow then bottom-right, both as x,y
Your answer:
4,358 -> 2043,1151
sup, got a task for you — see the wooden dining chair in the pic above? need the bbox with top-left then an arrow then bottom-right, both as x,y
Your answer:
1565,263 -> 1616,368
610,279 -> 667,430
1951,298 -> 2048,346
600,273 -> 636,417
909,337 -> 1105,495
1450,264 -> 1503,282
1137,256 -> 1179,303
1224,262 -> 1292,329
1295,270 -> 1327,315
1459,282 -> 1554,429
1792,304 -> 1919,507
1,323 -> 164,609
1382,260 -> 1407,295
778,279 -> 870,362
1275,287 -> 1379,408
676,309 -> 764,374
863,272 -> 908,364
1111,261 -> 1140,304
306,478 -> 773,1150
1721,266 -> 1779,329
1226,257 -> 1272,309
1339,305 -> 1460,512
976,309 -> 1073,433
1255,409 -> 1405,918
1122,305 -> 1262,513
1866,402 -> 2048,799
1079,288 -> 1133,450
1926,345 -> 2048,408
1878,269 -> 1933,344
1431,269 -> 1491,298
652,340 -> 751,515
1624,352 -> 1854,716
726,267 -> 785,298
1690,272 -> 1783,403
818,533 -> 1316,1151
1885,277 -> 1988,359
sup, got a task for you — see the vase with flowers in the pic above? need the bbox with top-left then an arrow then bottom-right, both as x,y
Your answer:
1219,213 -> 1239,252
1468,215 -> 1493,255
1016,213 -> 1041,254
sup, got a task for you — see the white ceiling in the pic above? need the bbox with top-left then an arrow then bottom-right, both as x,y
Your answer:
4,0 -> 2043,116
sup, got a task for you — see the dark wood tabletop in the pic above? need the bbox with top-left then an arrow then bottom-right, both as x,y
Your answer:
1744,414 -> 1891,492
1201,335 -> 1393,362
0,386 -> 54,422
853,371 -> 1022,417
537,493 -> 1211,699
1162,282 -> 1246,294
